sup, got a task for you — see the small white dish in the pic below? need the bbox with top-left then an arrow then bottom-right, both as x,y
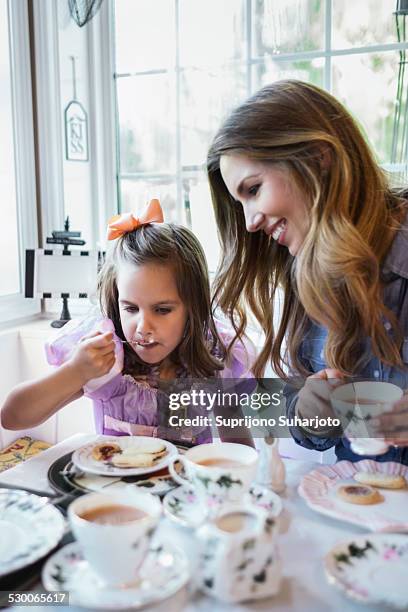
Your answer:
0,488 -> 65,577
163,484 -> 283,528
325,533 -> 408,609
61,459 -> 183,496
71,436 -> 178,477
299,460 -> 408,532
42,540 -> 190,610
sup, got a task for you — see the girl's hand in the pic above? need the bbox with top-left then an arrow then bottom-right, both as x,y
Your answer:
296,368 -> 345,423
374,390 -> 408,447
68,331 -> 116,384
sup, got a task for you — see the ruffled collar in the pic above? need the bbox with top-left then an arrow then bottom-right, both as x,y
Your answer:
124,362 -> 188,388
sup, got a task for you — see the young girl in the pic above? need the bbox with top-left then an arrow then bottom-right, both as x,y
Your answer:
1,200 -> 254,446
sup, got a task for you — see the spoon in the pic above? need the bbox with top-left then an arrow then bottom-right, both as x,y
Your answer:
119,339 -> 156,346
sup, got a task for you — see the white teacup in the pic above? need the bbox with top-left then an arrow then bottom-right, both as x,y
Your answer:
331,381 -> 403,455
168,442 -> 258,513
68,489 -> 161,587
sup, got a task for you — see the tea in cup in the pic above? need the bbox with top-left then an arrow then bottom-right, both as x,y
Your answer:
330,381 -> 403,455
168,442 -> 258,513
68,489 -> 161,586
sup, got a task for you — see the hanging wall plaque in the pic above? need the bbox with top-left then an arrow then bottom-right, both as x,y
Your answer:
64,56 -> 89,161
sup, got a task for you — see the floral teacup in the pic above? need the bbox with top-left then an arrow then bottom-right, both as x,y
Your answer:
168,442 -> 258,514
331,381 -> 403,455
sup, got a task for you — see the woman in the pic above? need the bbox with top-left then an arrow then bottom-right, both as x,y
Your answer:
207,79 -> 408,464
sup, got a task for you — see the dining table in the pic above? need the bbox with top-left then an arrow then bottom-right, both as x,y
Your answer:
0,433 -> 398,612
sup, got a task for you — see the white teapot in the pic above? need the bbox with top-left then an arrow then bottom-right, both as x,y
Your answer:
195,502 -> 281,603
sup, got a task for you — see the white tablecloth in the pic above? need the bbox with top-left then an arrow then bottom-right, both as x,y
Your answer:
0,434 -> 392,612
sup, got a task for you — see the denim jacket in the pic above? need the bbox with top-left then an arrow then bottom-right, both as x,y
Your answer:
286,213 -> 408,465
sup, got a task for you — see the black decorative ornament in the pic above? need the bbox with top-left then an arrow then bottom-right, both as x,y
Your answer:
68,0 -> 104,27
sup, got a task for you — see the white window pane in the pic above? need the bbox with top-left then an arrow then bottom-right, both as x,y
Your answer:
253,0 -> 325,56
120,178 -> 177,222
0,0 -> 20,297
115,0 -> 175,73
180,65 -> 247,166
253,57 -> 324,91
179,0 -> 246,67
188,173 -> 220,273
117,74 -> 176,174
332,52 -> 399,164
332,0 -> 398,49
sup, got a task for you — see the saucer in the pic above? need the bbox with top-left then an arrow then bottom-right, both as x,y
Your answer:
299,460 -> 408,532
0,488 -> 65,577
58,459 -> 182,497
42,541 -> 189,609
325,533 -> 408,609
163,484 -> 283,528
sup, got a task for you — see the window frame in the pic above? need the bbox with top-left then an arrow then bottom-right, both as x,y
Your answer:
0,0 -> 40,324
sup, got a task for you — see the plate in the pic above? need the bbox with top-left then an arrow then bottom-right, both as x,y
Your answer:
71,436 -> 179,477
163,484 -> 283,528
48,452 -> 184,498
325,533 -> 408,609
0,488 -> 65,577
299,460 -> 408,532
42,540 -> 189,609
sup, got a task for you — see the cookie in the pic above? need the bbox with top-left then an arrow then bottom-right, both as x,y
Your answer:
112,452 -> 162,468
337,484 -> 383,505
125,439 -> 166,455
121,444 -> 166,458
91,443 -> 121,462
354,472 -> 407,490
121,447 -> 167,461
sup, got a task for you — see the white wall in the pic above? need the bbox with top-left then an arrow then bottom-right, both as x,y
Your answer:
0,318 -> 94,448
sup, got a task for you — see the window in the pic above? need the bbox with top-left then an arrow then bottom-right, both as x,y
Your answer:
0,0 -> 38,322
113,0 -> 408,271
0,0 -> 19,296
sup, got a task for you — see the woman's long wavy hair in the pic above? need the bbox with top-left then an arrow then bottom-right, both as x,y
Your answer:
207,79 -> 406,378
98,223 -> 225,377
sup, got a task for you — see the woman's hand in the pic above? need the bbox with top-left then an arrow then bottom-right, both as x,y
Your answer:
68,331 -> 116,384
374,390 -> 408,446
296,368 -> 344,434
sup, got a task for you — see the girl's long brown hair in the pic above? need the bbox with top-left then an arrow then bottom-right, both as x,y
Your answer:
98,223 -> 225,377
207,80 -> 406,378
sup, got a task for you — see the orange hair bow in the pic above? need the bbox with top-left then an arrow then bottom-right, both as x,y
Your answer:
107,198 -> 164,241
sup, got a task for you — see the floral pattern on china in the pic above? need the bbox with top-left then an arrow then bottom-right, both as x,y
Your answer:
163,484 -> 282,528
196,502 -> 282,603
42,541 -> 189,610
325,533 -> 408,609
0,488 -> 65,577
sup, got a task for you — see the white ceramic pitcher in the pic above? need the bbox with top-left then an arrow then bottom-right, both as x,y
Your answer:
195,502 -> 281,603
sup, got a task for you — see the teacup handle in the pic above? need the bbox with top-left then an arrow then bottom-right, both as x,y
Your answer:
168,456 -> 191,487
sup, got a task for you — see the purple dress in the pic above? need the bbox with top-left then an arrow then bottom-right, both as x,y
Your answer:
45,314 -> 255,445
